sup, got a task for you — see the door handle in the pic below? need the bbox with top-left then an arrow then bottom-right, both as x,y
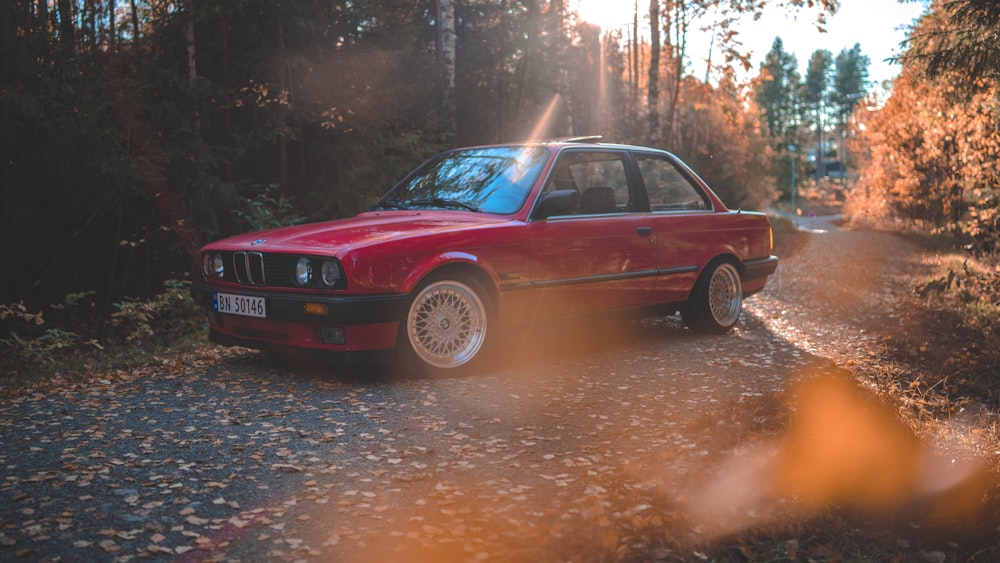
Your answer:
636,227 -> 652,237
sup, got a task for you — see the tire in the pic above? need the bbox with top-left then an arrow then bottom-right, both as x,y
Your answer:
401,276 -> 491,373
681,260 -> 743,334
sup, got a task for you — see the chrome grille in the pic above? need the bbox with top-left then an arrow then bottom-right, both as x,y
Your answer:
232,251 -> 266,286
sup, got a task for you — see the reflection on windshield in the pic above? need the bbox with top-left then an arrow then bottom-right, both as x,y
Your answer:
378,147 -> 549,215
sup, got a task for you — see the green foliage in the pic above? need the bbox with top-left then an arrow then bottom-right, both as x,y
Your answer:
754,38 -> 802,141
0,296 -> 101,371
1,281 -> 204,386
233,185 -> 307,231
111,280 -> 204,345
753,39 -> 869,199
831,45 -> 869,123
0,330 -> 91,369
804,50 -> 834,108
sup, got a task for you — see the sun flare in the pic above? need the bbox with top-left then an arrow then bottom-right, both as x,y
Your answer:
574,0 -> 632,29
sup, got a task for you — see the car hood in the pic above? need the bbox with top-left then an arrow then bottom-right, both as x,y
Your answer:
205,211 -> 510,255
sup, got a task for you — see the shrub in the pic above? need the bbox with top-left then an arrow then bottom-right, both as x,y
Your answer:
233,184 -> 307,231
111,279 -> 204,344
1,280 -> 205,389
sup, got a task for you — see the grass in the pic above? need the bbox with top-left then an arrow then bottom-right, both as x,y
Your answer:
906,242 -> 1000,403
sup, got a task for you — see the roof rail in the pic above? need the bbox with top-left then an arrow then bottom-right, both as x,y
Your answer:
548,135 -> 604,144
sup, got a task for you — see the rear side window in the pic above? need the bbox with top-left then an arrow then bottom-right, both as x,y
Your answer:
635,154 -> 710,212
541,151 -> 630,215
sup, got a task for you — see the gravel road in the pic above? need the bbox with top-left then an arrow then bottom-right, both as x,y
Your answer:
1,221 -> 990,562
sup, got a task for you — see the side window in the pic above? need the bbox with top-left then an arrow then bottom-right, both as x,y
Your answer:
542,151 -> 630,215
636,155 -> 710,211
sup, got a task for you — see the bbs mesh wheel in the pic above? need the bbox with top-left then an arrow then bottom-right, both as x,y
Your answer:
681,261 -> 743,334
403,277 -> 490,371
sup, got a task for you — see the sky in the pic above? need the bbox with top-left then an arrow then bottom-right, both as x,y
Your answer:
576,0 -> 930,88
711,0 -> 930,87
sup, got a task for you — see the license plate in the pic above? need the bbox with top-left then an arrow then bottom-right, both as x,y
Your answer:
213,292 -> 266,318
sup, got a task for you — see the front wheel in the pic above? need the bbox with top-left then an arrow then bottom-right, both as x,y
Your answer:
681,261 -> 743,334
402,277 -> 491,373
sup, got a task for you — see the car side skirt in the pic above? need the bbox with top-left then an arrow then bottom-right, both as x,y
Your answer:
499,265 -> 699,291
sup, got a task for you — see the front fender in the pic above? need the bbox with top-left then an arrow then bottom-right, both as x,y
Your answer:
397,251 -> 501,294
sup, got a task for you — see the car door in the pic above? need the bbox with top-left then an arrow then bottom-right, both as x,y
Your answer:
632,152 -> 718,303
523,149 -> 657,317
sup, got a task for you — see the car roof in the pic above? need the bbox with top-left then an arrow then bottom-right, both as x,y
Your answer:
459,137 -> 669,154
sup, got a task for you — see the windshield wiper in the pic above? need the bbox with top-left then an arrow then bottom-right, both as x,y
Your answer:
407,198 -> 481,212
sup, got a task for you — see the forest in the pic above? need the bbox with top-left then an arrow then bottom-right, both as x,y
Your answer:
1,0 -> 998,354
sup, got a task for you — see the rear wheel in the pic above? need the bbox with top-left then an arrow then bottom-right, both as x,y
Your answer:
681,261 -> 743,334
402,276 -> 491,373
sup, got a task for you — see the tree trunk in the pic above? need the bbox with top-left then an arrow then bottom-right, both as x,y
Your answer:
57,0 -> 75,57
632,0 -> 638,101
186,1 -> 200,132
186,3 -> 196,87
816,104 -> 825,178
108,0 -> 116,51
437,0 -> 456,133
647,0 -> 660,144
512,0 -> 538,129
34,0 -> 47,34
276,2 -> 288,192
83,0 -> 96,49
129,0 -> 140,43
665,1 -> 687,151
221,18 -> 232,182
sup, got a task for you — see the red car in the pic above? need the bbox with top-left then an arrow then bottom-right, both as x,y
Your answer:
191,138 -> 777,373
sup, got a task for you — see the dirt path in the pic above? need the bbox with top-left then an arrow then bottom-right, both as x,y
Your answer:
752,220 -> 998,441
747,218 -> 928,366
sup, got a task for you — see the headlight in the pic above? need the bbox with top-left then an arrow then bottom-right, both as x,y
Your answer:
294,257 -> 311,286
202,253 -> 224,278
320,260 -> 341,287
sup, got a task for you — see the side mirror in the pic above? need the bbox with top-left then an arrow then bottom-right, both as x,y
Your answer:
535,189 -> 579,218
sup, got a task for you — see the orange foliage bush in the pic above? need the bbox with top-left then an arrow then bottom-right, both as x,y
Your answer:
847,6 -> 1000,259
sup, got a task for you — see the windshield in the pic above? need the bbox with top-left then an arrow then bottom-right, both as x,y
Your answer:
377,147 -> 550,215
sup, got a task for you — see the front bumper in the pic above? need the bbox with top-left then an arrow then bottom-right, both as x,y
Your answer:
191,283 -> 408,323
207,329 -> 395,366
190,283 -> 410,358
